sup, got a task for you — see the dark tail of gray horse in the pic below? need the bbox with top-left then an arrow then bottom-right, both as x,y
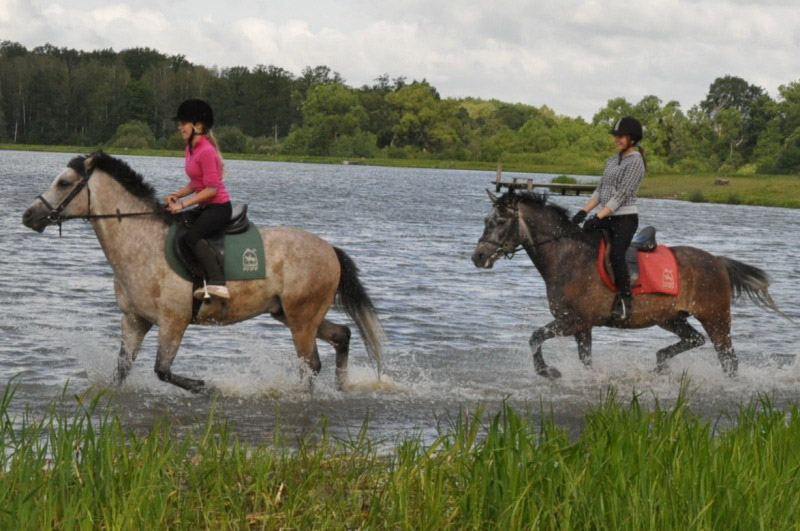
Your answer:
721,256 -> 792,321
334,247 -> 385,375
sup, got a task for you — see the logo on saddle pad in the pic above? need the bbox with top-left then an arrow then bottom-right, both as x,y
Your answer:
242,248 -> 258,272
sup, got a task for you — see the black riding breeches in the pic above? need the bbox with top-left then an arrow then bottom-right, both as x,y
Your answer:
182,202 -> 232,249
594,214 -> 639,296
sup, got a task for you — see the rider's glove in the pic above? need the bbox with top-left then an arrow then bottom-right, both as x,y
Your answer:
571,210 -> 587,225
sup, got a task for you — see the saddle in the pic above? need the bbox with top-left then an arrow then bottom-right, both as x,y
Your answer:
165,204 -> 266,283
598,226 -> 680,296
173,204 -> 250,279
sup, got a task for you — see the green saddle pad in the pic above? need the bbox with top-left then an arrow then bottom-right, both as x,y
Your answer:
165,223 -> 266,282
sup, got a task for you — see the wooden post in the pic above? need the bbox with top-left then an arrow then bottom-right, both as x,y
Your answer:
526,178 -> 533,192
495,163 -> 502,192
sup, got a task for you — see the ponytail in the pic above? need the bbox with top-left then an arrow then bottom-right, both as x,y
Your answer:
617,141 -> 647,171
206,130 -> 225,175
187,126 -> 225,175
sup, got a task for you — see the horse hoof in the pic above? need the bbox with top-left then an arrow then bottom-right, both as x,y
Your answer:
537,366 -> 561,379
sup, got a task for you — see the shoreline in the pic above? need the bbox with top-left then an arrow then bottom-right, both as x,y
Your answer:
4,144 -> 798,209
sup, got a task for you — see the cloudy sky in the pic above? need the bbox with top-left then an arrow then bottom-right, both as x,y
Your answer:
2,0 -> 798,119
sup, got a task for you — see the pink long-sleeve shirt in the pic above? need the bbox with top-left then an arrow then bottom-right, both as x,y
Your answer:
185,136 -> 230,205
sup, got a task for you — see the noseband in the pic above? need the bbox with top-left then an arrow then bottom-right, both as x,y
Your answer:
37,162 -> 155,235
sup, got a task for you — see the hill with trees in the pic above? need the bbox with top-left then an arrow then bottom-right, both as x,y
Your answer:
2,41 -> 799,175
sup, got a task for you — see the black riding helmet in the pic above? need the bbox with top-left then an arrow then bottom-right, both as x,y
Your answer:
610,116 -> 643,143
173,99 -> 214,129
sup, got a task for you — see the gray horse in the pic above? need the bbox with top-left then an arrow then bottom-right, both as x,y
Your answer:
22,152 -> 384,393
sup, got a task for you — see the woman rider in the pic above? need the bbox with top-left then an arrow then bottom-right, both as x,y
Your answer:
571,116 -> 646,322
165,99 -> 232,299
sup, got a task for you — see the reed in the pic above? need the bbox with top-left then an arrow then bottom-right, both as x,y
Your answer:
3,380 -> 800,529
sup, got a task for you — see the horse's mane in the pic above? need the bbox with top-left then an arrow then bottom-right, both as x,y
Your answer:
68,151 -> 171,224
499,190 -> 599,244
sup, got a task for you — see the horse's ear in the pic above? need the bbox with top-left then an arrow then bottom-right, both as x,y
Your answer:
84,154 -> 98,172
486,189 -> 498,203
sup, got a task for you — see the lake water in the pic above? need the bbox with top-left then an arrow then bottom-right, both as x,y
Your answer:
3,150 -> 800,443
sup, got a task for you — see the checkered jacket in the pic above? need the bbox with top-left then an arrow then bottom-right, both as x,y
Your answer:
590,151 -> 645,215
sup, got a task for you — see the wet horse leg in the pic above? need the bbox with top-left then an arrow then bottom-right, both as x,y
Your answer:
271,311 -> 350,387
697,312 -> 738,376
115,312 -> 152,384
316,319 -> 352,390
153,320 -> 206,393
655,314 -> 706,372
529,320 -> 572,379
575,329 -> 592,367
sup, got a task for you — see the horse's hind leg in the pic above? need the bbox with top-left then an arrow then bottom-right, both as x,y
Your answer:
115,313 -> 152,384
655,313 -> 706,373
696,312 -> 738,376
317,319 -> 351,390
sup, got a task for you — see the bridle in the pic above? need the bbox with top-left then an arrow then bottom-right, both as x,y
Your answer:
36,162 -> 156,236
478,202 -> 576,260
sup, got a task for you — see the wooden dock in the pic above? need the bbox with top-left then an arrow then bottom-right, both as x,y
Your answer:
492,164 -> 597,195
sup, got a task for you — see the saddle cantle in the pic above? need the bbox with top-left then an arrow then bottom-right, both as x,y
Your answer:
165,204 -> 266,283
598,226 -> 680,296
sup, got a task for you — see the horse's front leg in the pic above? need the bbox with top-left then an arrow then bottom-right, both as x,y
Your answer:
575,329 -> 592,367
115,312 -> 153,384
529,319 -> 572,379
154,320 -> 206,394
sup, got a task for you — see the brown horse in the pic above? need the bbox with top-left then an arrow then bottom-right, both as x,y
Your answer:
21,152 -> 384,393
472,189 -> 787,378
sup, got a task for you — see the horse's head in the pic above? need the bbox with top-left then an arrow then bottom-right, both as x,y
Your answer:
472,189 -> 523,268
22,154 -> 98,233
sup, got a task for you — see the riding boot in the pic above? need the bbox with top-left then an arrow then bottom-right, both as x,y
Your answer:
192,239 -> 229,299
611,292 -> 632,322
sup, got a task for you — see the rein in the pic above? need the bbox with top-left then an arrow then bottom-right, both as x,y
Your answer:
37,165 -> 157,236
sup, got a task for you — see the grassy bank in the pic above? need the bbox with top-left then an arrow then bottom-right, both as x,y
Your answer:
3,383 -> 800,528
4,143 -> 799,208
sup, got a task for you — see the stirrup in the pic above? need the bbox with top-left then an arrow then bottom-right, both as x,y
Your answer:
611,294 -> 632,322
193,280 -> 213,300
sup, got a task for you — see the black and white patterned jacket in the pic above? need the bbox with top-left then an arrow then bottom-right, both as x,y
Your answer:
590,151 -> 645,215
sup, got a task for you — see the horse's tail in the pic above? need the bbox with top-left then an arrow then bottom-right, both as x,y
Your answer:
334,247 -> 385,376
720,256 -> 793,322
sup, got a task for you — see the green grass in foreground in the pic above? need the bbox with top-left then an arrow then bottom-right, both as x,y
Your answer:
3,144 -> 799,208
3,381 -> 800,529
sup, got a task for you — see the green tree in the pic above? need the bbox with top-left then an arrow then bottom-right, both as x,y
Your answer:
297,83 -> 368,155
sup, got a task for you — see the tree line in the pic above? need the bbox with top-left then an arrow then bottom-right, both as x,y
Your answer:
2,41 -> 799,174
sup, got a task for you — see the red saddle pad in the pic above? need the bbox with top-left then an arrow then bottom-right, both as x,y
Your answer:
598,240 -> 680,296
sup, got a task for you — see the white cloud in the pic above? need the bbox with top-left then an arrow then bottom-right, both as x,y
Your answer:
1,0 -> 798,119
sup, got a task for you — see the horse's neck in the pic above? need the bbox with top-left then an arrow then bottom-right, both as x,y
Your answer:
519,206 -> 594,281
88,174 -> 167,276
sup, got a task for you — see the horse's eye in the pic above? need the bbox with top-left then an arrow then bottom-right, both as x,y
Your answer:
57,179 -> 71,188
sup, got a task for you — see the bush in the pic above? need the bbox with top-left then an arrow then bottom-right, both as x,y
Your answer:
331,130 -> 378,158
688,190 -> 706,203
215,126 -> 252,154
109,120 -> 155,149
551,175 -> 577,184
